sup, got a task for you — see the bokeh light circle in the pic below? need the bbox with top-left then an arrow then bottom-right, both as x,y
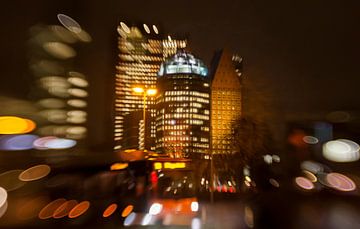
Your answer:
19,165 -> 51,181
103,203 -> 117,217
39,198 -> 67,219
53,200 -> 78,219
124,212 -> 136,226
0,116 -> 36,134
43,42 -> 76,59
303,170 -> 317,183
57,14 -> 82,33
0,134 -> 38,151
295,177 -> 314,190
121,205 -> 134,217
110,163 -> 128,171
67,99 -> 87,108
68,201 -> 90,218
269,178 -> 280,188
68,88 -> 88,97
44,138 -> 76,149
326,173 -> 356,192
142,214 -> 152,226
38,98 -> 66,109
303,136 -> 319,144
0,187 -> 8,209
0,170 -> 26,191
301,161 -> 324,174
323,139 -> 360,162
68,77 -> 88,87
33,136 -> 58,150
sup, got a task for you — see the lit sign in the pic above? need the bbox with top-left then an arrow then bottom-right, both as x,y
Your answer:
164,162 -> 186,169
154,162 -> 162,170
153,162 -> 187,170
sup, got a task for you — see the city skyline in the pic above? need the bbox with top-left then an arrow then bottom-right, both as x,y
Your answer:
1,0 -> 359,152
114,23 -> 244,156
0,2 -> 359,228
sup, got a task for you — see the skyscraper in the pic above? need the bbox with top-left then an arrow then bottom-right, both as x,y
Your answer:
210,49 -> 243,155
114,22 -> 186,151
155,51 -> 210,158
28,24 -> 90,148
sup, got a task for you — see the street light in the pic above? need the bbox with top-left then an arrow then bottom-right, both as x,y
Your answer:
133,87 -> 157,150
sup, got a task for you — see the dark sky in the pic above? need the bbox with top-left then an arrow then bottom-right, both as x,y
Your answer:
1,0 -> 360,149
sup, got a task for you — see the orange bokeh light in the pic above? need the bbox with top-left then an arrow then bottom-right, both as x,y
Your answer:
102,203 -> 117,218
121,205 -> 134,218
0,116 -> 36,134
110,163 -> 128,171
39,198 -> 67,219
68,201 -> 90,218
53,200 -> 78,219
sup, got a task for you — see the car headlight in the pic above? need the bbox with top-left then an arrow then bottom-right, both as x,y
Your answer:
191,201 -> 199,212
149,203 -> 163,215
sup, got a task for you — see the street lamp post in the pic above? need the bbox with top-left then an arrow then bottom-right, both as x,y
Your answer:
133,87 -> 157,150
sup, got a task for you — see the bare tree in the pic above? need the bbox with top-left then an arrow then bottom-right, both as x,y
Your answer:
231,117 -> 273,166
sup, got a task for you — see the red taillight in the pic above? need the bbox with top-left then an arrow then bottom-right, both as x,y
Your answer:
150,171 -> 158,184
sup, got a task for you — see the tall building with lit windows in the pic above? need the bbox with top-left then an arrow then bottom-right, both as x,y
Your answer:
211,49 -> 243,154
114,22 -> 186,151
155,51 -> 210,158
28,24 -> 90,148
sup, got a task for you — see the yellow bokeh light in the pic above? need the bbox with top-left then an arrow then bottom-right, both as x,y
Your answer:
110,163 -> 128,171
303,170 -> 317,182
0,116 -> 36,134
153,162 -> 162,170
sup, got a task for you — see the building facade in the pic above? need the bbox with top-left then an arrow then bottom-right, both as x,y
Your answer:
210,49 -> 243,154
114,22 -> 186,151
155,51 -> 210,158
28,24 -> 90,148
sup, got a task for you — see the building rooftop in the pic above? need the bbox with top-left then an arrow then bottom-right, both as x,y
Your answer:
158,51 -> 208,77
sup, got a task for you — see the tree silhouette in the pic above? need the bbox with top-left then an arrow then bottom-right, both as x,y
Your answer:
232,117 -> 273,165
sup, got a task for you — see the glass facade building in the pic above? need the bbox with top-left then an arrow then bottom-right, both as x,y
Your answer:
155,51 -> 211,158
114,22 -> 186,151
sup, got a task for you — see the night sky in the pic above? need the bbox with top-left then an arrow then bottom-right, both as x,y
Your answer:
1,0 -> 360,150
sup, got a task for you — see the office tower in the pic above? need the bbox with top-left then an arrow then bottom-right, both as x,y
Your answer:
155,51 -> 210,158
28,24 -> 90,147
114,22 -> 186,151
211,49 -> 243,155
